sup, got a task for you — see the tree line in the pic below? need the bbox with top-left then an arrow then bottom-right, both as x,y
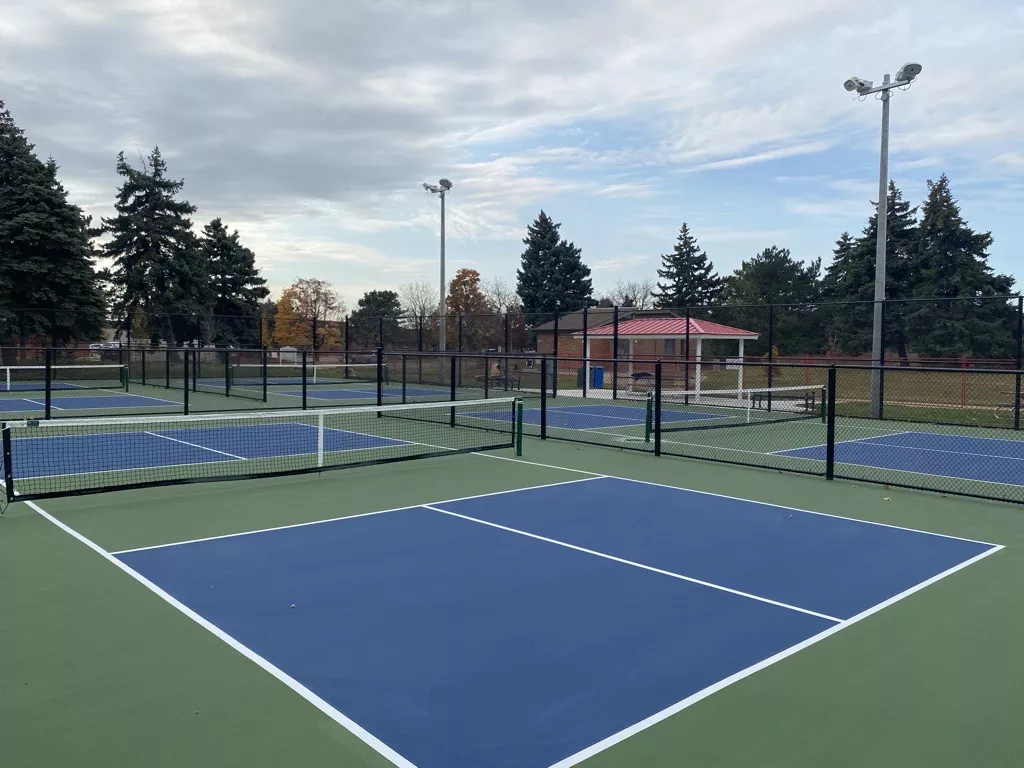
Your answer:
2,97 -> 1017,359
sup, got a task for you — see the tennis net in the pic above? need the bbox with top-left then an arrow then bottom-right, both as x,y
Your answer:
2,397 -> 522,501
2,364 -> 127,392
659,384 -> 824,432
228,362 -> 389,387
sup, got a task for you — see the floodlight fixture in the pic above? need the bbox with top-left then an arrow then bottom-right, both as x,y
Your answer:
895,62 -> 922,82
844,76 -> 873,94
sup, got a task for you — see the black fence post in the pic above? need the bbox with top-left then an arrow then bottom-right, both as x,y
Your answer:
878,300 -> 887,420
344,316 -> 350,378
126,310 -> 133,350
684,306 -> 691,395
417,316 -> 424,384
44,347 -> 52,419
183,349 -> 190,416
582,306 -> 589,399
140,347 -> 146,385
301,351 -> 308,410
376,346 -> 384,407
504,313 -> 510,356
224,349 -> 231,398
262,348 -> 268,403
1015,296 -> 1022,430
378,316 -> 384,351
401,354 -> 407,405
654,361 -> 662,457
767,305 -> 774,412
484,354 -> 490,399
612,306 -> 620,400
540,357 -> 548,439
165,349 -> 171,389
449,354 -> 457,427
191,348 -> 198,393
458,315 -> 463,388
825,366 -> 837,480
311,316 -> 318,359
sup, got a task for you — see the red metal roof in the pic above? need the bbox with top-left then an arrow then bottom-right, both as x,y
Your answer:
582,317 -> 758,338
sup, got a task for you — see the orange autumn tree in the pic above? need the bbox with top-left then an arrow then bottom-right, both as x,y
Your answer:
271,278 -> 344,351
445,268 -> 501,351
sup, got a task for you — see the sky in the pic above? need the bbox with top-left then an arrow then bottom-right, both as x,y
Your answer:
3,0 -> 1023,312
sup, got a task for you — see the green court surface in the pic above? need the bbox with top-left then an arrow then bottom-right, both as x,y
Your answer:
2,438 -> 1023,767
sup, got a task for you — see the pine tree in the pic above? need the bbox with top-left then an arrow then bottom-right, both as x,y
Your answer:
515,211 -> 593,324
904,175 -> 1016,357
651,224 -> 722,308
102,147 -> 208,346
822,181 -> 917,360
0,100 -> 106,348
720,246 -> 822,355
200,218 -> 268,347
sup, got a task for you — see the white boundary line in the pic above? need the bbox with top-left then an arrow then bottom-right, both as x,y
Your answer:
23,499 -> 417,768
110,476 -> 605,555
423,504 -> 841,623
548,542 -> 1003,768
844,439 -> 1024,462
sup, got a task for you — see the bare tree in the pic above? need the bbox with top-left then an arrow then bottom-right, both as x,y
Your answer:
482,276 -> 518,313
399,281 -> 439,324
611,278 -> 657,309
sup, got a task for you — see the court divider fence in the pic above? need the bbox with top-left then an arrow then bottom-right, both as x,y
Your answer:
2,346 -> 1023,505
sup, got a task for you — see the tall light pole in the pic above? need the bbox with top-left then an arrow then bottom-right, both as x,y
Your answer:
423,179 -> 453,360
844,62 -> 922,418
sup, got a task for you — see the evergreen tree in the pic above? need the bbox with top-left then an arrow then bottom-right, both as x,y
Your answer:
822,181 -> 917,360
516,211 -> 593,324
102,147 -> 208,346
349,290 -> 403,348
200,218 -> 269,347
0,100 -> 106,348
720,246 -> 823,355
904,175 -> 1016,357
651,224 -> 722,308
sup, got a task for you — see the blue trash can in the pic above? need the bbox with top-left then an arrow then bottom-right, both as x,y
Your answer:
592,366 -> 604,388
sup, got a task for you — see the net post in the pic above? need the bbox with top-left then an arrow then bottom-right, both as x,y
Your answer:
317,412 -> 325,468
515,399 -> 523,456
301,351 -> 308,410
1015,295 -> 1022,431
653,361 -> 662,457
484,354 -> 489,399
644,392 -> 652,443
261,348 -> 268,403
2,426 -> 14,503
612,305 -> 619,400
825,366 -> 837,480
183,348 -> 190,415
377,347 -> 385,407
401,354 -> 407,404
224,349 -> 231,398
44,347 -> 52,419
540,357 -> 548,439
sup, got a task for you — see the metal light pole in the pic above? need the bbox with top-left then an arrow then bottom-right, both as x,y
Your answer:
844,63 -> 922,418
423,179 -> 453,370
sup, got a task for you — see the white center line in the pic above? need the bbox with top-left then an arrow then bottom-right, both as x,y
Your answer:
423,504 -> 842,623
144,431 -> 248,461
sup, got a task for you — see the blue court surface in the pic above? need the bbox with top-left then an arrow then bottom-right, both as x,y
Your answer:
0,393 -> 179,413
472,403 -> 715,430
11,422 -> 410,478
114,476 -> 997,768
778,430 -> 1024,486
